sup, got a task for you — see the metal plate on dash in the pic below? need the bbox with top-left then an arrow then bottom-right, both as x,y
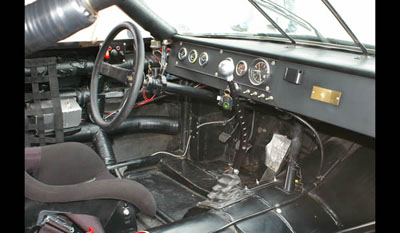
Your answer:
310,86 -> 342,106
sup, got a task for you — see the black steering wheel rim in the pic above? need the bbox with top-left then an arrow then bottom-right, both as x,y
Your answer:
90,21 -> 145,131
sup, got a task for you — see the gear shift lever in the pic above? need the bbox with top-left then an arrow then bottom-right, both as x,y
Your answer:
218,58 -> 250,171
197,59 -> 253,209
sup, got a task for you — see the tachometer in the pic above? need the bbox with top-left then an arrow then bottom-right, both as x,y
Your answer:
178,47 -> 187,60
248,58 -> 270,86
188,49 -> 198,64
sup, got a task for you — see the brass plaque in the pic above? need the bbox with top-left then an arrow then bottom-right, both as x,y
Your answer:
310,86 -> 342,106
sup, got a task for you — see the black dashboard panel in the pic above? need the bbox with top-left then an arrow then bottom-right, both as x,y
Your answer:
166,36 -> 375,138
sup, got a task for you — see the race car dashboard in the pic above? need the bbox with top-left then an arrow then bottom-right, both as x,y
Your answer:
166,35 -> 375,138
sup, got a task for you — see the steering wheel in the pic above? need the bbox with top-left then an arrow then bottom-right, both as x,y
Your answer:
90,21 -> 144,131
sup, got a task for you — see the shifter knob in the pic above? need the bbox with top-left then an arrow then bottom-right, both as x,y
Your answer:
218,58 -> 235,81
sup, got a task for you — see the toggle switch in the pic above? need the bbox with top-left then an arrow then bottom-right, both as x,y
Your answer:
265,96 -> 274,101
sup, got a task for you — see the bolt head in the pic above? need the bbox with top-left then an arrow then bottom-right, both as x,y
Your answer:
123,208 -> 130,216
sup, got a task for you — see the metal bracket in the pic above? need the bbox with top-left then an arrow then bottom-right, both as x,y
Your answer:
143,74 -> 167,96
37,210 -> 75,233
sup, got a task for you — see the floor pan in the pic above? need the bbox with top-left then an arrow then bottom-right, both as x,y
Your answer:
124,155 -> 220,225
127,170 -> 205,221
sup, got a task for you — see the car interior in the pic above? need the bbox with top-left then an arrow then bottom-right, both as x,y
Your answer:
24,0 -> 375,232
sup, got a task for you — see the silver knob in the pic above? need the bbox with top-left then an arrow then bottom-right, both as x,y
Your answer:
218,58 -> 235,81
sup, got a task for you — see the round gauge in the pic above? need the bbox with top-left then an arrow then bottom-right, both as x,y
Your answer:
235,60 -> 248,76
248,58 -> 271,86
199,52 -> 209,66
188,49 -> 198,64
178,47 -> 187,60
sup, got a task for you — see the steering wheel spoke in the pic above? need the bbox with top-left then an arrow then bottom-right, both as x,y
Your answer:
100,61 -> 131,85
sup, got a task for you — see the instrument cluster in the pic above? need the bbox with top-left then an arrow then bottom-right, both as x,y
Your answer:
177,46 -> 273,87
174,44 -> 276,103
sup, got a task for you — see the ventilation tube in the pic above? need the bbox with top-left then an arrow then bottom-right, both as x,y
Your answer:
64,116 -> 180,166
25,0 -> 118,56
64,116 -> 180,142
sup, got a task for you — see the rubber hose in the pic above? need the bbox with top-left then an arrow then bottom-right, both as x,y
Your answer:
65,116 -> 180,142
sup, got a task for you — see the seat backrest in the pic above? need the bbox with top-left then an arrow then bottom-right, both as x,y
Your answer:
25,142 -> 113,185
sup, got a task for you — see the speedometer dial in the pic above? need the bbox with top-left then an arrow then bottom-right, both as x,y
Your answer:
248,58 -> 270,86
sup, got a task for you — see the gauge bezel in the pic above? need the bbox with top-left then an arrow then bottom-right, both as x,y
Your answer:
178,47 -> 187,61
188,49 -> 198,64
199,52 -> 209,66
248,58 -> 271,86
235,60 -> 248,77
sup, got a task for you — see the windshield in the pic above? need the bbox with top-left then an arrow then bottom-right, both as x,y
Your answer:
25,0 -> 374,51
143,0 -> 374,50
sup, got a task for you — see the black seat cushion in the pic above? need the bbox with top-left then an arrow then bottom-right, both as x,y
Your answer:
25,172 -> 156,216
26,142 -> 114,185
25,142 -> 157,217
